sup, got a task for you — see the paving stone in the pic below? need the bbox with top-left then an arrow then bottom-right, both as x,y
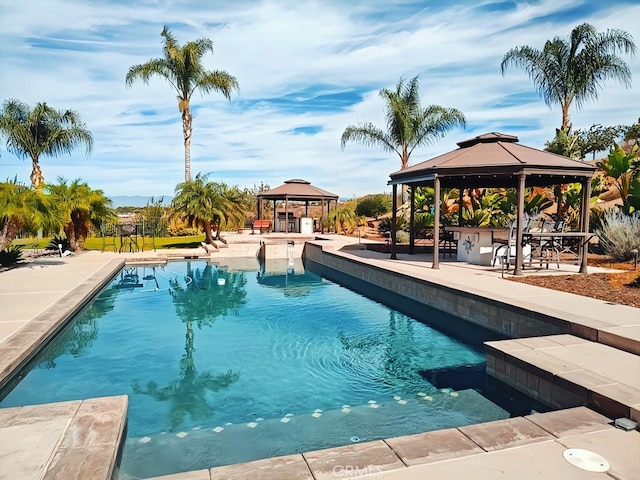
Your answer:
210,454 -> 312,480
386,428 -> 483,466
545,334 -> 590,346
375,440 -> 600,480
304,440 -> 404,480
43,445 -> 116,480
458,416 -> 554,451
525,407 -> 612,437
0,418 -> 70,480
556,428 -> 640,480
598,326 -> 640,356
515,336 -> 564,349
4,400 -> 82,426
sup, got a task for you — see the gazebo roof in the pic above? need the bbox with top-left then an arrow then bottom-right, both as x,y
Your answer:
389,132 -> 596,188
257,179 -> 339,201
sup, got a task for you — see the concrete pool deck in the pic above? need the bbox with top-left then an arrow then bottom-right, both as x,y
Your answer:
0,238 -> 638,479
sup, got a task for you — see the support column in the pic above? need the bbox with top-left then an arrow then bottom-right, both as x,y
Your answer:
391,184 -> 397,260
409,186 -> 415,255
433,177 -> 440,269
579,177 -> 592,273
457,187 -> 463,226
514,174 -> 526,276
285,197 -> 289,233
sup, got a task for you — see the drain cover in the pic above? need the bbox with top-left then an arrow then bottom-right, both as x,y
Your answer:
562,448 -> 609,472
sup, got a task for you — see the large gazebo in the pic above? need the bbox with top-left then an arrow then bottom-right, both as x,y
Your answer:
257,179 -> 339,233
388,133 -> 597,275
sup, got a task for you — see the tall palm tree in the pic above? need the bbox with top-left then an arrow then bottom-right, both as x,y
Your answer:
0,100 -> 93,189
0,179 -> 61,250
341,75 -> 466,171
501,23 -> 636,129
126,26 -> 239,182
47,178 -> 115,251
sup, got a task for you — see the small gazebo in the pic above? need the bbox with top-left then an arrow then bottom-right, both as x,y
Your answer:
257,179 -> 339,233
388,133 -> 597,275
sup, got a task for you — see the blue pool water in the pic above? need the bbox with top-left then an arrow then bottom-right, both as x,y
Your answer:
0,259 -> 509,478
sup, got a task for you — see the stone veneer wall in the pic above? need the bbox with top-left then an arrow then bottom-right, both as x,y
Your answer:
303,243 -> 569,340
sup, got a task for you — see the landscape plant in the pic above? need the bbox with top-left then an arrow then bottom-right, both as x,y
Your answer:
501,23 -> 636,129
46,178 -> 115,251
341,75 -> 465,200
126,26 -> 239,182
355,194 -> 392,219
0,179 -> 60,251
597,143 -> 640,215
594,209 -> 640,261
0,99 -> 93,189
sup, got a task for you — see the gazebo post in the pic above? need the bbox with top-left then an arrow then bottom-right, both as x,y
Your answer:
514,173 -> 526,276
409,185 -> 415,255
432,177 -> 441,269
305,200 -> 309,217
579,177 -> 592,273
391,184 -> 397,260
273,200 -> 276,231
285,196 -> 289,233
457,187 -> 463,226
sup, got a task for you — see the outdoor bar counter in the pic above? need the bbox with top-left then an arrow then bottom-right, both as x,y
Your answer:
445,226 -> 509,266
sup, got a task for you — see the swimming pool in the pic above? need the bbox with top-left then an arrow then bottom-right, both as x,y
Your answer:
0,258 -> 510,478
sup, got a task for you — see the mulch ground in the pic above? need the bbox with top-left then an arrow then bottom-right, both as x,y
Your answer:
508,255 -> 640,308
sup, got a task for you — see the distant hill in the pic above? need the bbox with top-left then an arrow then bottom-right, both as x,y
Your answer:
109,195 -> 172,208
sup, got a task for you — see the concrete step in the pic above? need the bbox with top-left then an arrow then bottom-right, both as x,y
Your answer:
485,334 -> 640,422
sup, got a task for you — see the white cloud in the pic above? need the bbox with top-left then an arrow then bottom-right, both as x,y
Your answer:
1,0 -> 638,198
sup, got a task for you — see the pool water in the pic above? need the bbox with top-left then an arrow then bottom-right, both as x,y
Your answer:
0,259 -> 509,478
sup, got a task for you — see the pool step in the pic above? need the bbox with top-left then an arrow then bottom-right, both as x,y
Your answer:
121,389 -> 508,479
485,334 -> 640,421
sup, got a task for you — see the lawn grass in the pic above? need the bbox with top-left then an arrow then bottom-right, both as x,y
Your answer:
12,235 -> 206,251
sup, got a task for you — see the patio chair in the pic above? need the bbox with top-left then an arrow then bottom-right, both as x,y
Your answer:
528,219 -> 563,269
439,227 -> 456,258
491,217 -> 533,272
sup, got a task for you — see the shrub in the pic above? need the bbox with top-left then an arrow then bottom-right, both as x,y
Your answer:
355,194 -> 392,219
594,209 -> 640,261
46,234 -> 70,253
0,245 -> 23,267
377,216 -> 408,235
395,230 -> 410,244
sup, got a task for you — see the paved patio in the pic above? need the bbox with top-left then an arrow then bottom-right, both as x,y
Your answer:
0,237 -> 638,479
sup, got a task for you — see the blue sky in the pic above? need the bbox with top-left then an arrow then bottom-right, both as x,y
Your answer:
1,0 -> 639,200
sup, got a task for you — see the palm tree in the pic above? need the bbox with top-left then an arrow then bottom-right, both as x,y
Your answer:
341,76 -> 466,174
125,26 -> 239,182
172,173 -> 227,244
47,178 -> 115,251
501,23 -> 636,129
212,183 -> 248,241
0,100 -> 93,189
0,179 -> 61,250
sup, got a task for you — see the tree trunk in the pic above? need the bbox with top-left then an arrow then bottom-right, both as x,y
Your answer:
0,220 -> 21,251
203,220 -> 214,244
400,148 -> 409,204
74,219 -> 90,251
64,223 -> 77,251
30,158 -> 44,190
183,107 -> 193,182
561,103 -> 571,130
